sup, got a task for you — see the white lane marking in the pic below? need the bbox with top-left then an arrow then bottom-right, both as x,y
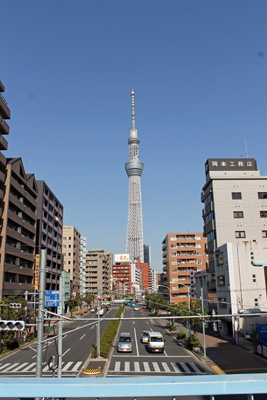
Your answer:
133,327 -> 139,356
72,361 -> 82,371
12,363 -> 28,372
62,362 -> 72,372
79,334 -> 86,340
161,362 -> 171,372
114,362 -> 120,372
143,362 -> 150,372
0,363 -> 11,371
42,364 -> 50,372
134,362 -> 140,372
189,363 -> 202,373
28,346 -> 37,352
1,363 -> 19,372
133,321 -> 135,324
62,348 -> 70,357
32,355 -> 37,359
125,361 -> 130,372
180,362 -> 191,373
171,362 -> 182,373
23,362 -> 36,372
152,362 -> 160,372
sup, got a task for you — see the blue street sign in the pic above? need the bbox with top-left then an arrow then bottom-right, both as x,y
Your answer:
45,290 -> 59,307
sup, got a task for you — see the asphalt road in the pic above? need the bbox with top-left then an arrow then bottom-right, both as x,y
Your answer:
0,306 -> 118,377
108,305 -> 209,376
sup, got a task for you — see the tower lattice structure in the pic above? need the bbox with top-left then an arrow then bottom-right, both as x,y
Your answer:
125,90 -> 144,263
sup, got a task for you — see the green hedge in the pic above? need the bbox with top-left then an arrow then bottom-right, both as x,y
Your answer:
91,306 -> 124,358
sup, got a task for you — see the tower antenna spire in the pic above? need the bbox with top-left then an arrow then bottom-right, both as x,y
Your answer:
131,90 -> 135,128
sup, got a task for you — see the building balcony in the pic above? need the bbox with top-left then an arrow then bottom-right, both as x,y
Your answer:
0,151 -> 6,168
0,168 -> 5,183
0,135 -> 8,151
0,93 -> 10,119
6,227 -> 35,248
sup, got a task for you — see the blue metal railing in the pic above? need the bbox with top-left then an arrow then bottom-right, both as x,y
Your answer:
0,374 -> 266,399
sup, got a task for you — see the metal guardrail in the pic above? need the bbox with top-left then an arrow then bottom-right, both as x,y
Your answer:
0,374 -> 266,399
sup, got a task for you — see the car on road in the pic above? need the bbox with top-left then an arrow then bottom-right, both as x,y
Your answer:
117,332 -> 133,352
98,308 -> 104,316
147,331 -> 165,353
90,308 -> 95,312
133,306 -> 139,311
141,330 -> 150,343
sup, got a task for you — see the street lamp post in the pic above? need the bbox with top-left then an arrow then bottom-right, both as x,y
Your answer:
170,281 -> 191,336
157,284 -> 171,304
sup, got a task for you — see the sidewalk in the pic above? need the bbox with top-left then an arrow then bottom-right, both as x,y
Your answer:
170,320 -> 267,375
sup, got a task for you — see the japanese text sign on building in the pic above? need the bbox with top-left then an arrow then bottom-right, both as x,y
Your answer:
205,158 -> 257,174
190,271 -> 195,298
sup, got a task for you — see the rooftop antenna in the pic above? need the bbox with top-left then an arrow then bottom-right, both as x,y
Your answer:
239,139 -> 249,158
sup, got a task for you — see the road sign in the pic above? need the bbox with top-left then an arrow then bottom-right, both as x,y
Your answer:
45,290 -> 59,307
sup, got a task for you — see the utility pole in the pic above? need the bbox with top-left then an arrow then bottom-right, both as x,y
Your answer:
36,248 -> 47,378
201,287 -> 206,357
58,275 -> 63,377
97,289 -> 100,358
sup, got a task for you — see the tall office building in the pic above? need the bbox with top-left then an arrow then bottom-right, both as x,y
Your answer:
201,158 -> 267,334
125,90 -> 144,263
80,236 -> 86,296
143,244 -> 151,264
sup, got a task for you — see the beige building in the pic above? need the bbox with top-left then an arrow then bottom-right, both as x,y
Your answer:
85,249 -> 111,298
62,226 -> 81,296
201,158 -> 267,336
162,233 -> 208,304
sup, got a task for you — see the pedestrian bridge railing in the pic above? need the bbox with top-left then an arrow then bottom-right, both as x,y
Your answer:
0,373 -> 266,399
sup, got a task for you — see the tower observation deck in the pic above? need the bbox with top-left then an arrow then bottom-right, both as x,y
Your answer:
125,90 -> 144,263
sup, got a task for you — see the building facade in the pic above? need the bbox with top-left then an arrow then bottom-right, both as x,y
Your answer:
85,249 -> 111,298
0,158 -> 38,298
62,226 -> 81,297
143,245 -> 151,264
80,236 -> 86,296
201,158 -> 267,335
36,181 -> 63,291
125,90 -> 144,263
162,232 -> 208,304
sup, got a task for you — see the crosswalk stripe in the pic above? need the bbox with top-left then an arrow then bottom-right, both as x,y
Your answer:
23,362 -> 36,372
180,362 -> 191,373
1,363 -> 19,372
42,364 -> 51,372
134,362 -> 140,372
72,361 -> 82,371
143,362 -> 150,372
171,362 -> 182,373
114,362 -> 120,372
0,364 -> 11,371
161,362 -> 171,372
189,363 -> 202,373
152,362 -> 160,372
12,363 -> 28,372
125,362 -> 130,372
62,362 -> 72,372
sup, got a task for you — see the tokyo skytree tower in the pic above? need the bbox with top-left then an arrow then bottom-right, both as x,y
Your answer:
125,90 -> 144,263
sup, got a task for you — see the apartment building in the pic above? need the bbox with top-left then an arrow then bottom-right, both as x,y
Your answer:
80,236 -> 86,296
36,181 -> 63,291
112,254 -> 132,295
201,158 -> 267,335
85,249 -> 111,298
0,80 -> 10,299
162,233 -> 208,304
62,226 -> 81,296
0,158 -> 38,298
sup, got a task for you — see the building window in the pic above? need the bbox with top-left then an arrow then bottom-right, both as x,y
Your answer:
170,237 -> 176,241
195,236 -> 201,240
217,275 -> 225,286
262,231 -> 267,238
233,211 -> 244,218
232,192 -> 242,200
260,211 -> 267,218
63,237 -> 66,240
258,192 -> 267,199
196,252 -> 202,256
255,298 -> 259,306
218,297 -> 227,308
235,231 -> 246,238
252,274 -> 256,283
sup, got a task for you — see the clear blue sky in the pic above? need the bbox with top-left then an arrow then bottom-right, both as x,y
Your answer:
1,1 -> 267,272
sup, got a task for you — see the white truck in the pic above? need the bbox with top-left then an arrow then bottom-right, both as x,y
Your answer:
147,332 -> 165,353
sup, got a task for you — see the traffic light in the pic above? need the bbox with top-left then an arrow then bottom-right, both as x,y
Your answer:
9,303 -> 21,308
0,320 -> 25,331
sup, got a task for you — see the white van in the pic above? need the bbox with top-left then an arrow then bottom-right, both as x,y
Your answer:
147,332 -> 165,353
